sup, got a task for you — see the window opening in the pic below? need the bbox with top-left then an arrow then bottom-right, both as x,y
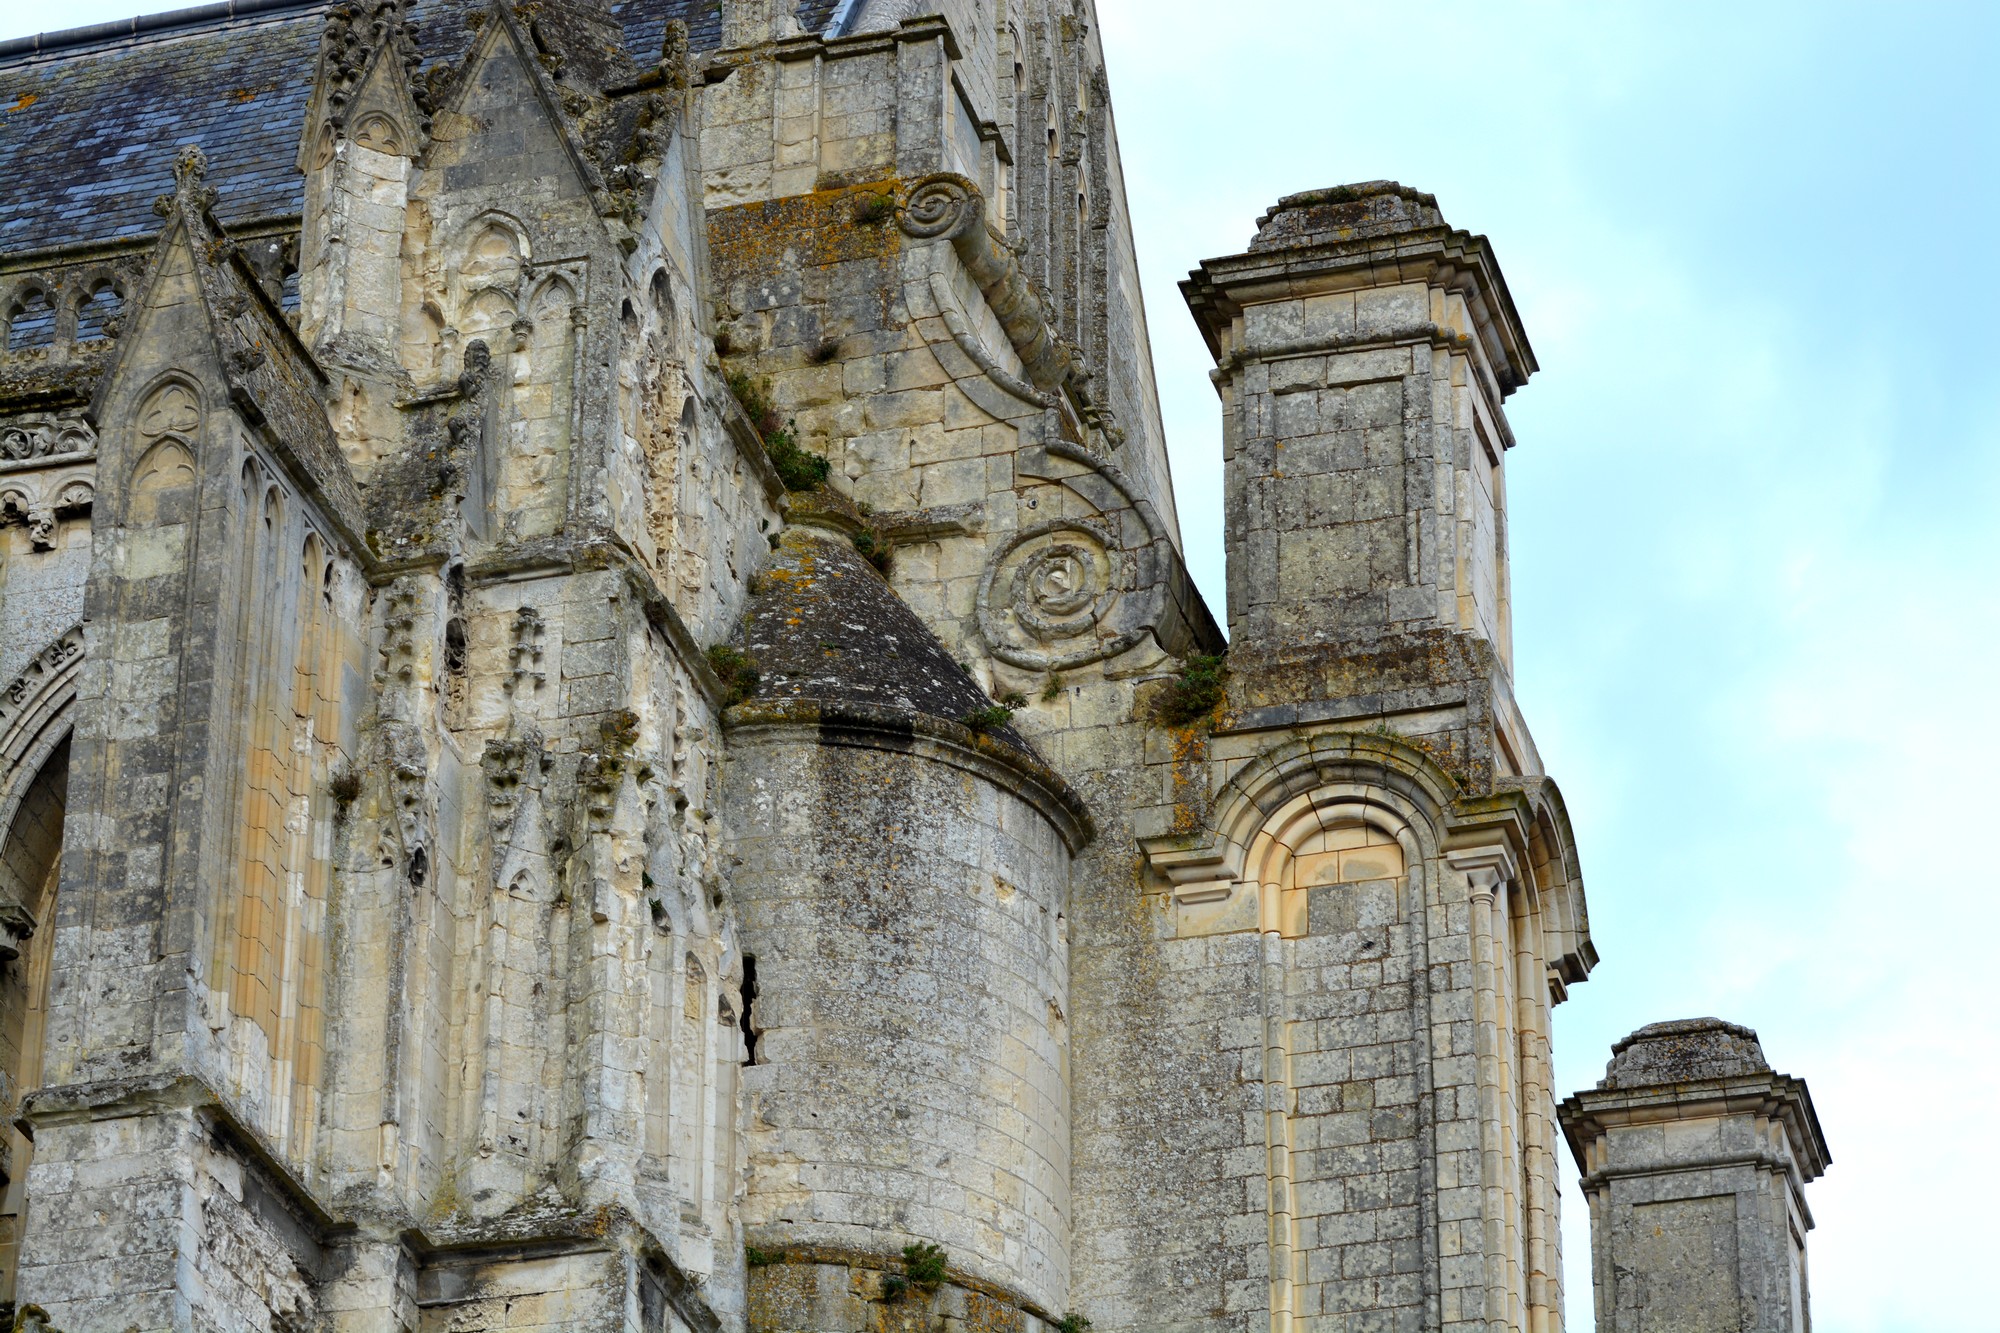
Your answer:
74,284 -> 122,342
7,290 -> 54,351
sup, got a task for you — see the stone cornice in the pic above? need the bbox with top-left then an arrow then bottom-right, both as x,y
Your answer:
1558,1070 -> 1831,1184
1183,220 -> 1536,404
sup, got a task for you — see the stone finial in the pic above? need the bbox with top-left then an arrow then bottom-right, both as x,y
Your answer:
154,143 -> 216,219
1559,1017 -> 1831,1333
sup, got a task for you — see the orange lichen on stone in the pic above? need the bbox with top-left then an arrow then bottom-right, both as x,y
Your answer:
706,178 -> 905,284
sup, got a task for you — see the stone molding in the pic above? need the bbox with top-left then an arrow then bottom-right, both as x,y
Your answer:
742,1242 -> 1066,1331
1137,728 -> 1458,899
0,624 -> 80,796
1182,183 -> 1536,407
0,428 -> 93,550
723,698 -> 1094,855
1560,1067 -> 1830,1193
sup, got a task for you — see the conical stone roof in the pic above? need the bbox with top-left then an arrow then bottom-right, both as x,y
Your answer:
737,525 -> 1031,753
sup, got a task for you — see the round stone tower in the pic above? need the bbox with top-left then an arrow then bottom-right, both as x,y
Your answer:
721,522 -> 1092,1326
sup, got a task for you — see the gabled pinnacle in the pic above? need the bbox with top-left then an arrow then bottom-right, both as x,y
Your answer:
320,0 -> 426,124
120,147 -> 364,545
153,144 -> 218,228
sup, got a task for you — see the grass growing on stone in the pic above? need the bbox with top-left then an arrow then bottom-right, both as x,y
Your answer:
1155,652 -> 1228,726
727,371 -> 779,433
1057,1316 -> 1093,1333
727,371 -> 831,491
960,705 -> 1016,734
962,690 -> 1027,734
851,528 -> 891,572
707,644 -> 761,707
902,1241 -> 947,1286
745,1245 -> 784,1268
764,418 -> 830,491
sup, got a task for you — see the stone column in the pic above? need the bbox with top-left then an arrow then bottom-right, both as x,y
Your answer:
1558,1019 -> 1830,1333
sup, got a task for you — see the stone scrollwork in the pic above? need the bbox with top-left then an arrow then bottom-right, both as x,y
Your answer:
899,173 -> 1071,392
976,439 -> 1214,672
979,520 -> 1140,671
0,414 -> 95,463
0,413 -> 97,550
900,174 -> 987,240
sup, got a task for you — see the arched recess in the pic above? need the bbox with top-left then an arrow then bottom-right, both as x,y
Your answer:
1135,730 -> 1457,1333
1138,729 -> 1457,909
0,624 -> 80,1303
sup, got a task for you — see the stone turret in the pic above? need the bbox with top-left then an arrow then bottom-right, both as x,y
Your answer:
1559,1019 -> 1831,1333
1182,181 -> 1535,660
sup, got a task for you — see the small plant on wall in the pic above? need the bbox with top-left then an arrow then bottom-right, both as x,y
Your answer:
902,1241 -> 948,1287
1154,652 -> 1227,727
962,691 -> 1026,735
706,644 -> 760,707
727,372 -> 830,491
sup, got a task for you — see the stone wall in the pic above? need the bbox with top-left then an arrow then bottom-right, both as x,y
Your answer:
0,1 -> 1617,1329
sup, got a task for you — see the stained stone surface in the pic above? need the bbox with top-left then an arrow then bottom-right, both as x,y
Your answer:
1600,1017 -> 1773,1088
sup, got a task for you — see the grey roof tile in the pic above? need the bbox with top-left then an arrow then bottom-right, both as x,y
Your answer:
0,0 -> 840,258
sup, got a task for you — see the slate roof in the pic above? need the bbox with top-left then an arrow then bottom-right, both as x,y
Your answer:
740,528 -> 1033,754
0,0 -> 849,257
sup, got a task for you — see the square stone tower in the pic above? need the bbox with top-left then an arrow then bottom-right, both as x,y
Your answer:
1167,184 -> 1593,1333
1182,181 -> 1533,660
1559,1019 -> 1831,1333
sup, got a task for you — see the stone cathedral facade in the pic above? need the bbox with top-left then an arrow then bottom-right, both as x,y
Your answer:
0,0 -> 1827,1330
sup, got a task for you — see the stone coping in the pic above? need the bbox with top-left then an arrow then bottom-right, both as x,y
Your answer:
743,1239 -> 1065,1329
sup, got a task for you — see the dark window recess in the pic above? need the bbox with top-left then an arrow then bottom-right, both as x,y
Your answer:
75,284 -> 122,341
739,953 -> 759,1065
8,290 -> 55,350
444,617 -> 468,674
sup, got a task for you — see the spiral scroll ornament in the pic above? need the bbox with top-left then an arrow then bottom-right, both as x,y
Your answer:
978,520 -> 1146,670
899,173 -> 983,241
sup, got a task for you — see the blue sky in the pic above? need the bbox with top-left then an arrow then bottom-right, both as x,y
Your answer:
3,0 -> 1994,1328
